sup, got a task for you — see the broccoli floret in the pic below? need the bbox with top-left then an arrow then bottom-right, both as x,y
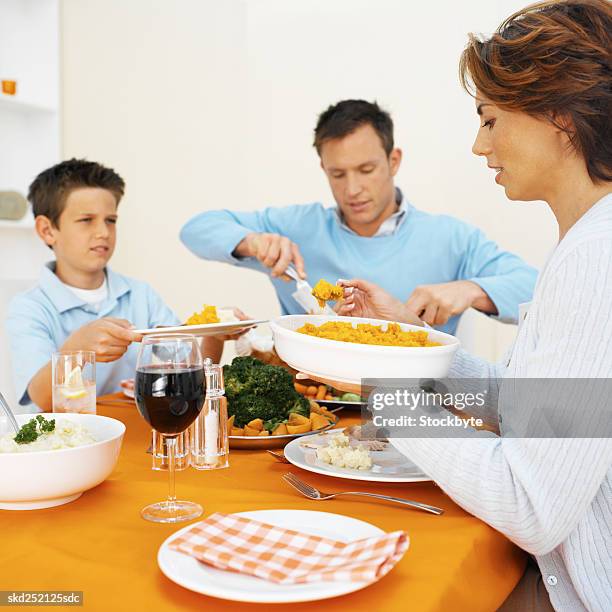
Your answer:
223,356 -> 311,427
289,396 -> 310,418
263,418 -> 286,432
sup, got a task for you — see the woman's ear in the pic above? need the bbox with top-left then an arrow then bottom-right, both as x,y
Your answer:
35,215 -> 57,248
550,112 -> 581,157
549,111 -> 576,136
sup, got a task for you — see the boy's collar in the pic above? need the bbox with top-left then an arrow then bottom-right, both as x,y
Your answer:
39,262 -> 131,314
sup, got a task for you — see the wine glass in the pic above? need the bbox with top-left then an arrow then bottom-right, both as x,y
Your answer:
134,334 -> 205,523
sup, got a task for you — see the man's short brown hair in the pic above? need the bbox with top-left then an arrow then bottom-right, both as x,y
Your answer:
313,99 -> 394,156
28,158 -> 125,227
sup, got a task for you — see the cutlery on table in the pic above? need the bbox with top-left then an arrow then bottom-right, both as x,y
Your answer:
267,449 -> 291,463
282,472 -> 444,515
0,391 -> 20,434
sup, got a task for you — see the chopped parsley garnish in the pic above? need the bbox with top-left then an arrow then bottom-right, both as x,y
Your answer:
14,416 -> 56,444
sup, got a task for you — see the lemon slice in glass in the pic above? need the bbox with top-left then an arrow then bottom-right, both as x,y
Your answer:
61,366 -> 88,399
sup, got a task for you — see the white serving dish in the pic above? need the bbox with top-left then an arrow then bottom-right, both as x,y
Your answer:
0,413 -> 125,510
270,315 -> 459,384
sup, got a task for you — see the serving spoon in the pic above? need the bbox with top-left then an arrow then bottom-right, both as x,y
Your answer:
0,391 -> 20,434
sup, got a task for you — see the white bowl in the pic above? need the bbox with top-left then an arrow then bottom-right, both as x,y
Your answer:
0,413 -> 125,510
271,315 -> 460,384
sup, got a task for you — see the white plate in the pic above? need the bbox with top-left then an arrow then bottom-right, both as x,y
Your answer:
283,428 -> 430,484
133,319 -> 268,337
119,379 -> 134,399
158,509 -> 386,603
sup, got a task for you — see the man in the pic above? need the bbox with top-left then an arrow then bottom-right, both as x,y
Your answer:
180,100 -> 537,334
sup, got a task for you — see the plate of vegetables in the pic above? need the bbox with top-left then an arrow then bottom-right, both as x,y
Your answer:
293,380 -> 364,410
224,356 -> 339,449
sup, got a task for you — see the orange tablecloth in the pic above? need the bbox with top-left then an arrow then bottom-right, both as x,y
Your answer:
0,396 -> 526,611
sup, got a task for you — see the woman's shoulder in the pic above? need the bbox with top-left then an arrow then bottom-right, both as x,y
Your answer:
546,195 -> 612,276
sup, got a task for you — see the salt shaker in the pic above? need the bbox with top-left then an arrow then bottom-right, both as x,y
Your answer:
189,359 -> 229,469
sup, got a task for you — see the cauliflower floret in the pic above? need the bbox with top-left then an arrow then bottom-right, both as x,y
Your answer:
316,434 -> 372,470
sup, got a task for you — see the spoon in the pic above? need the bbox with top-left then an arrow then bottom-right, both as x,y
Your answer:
0,391 -> 20,434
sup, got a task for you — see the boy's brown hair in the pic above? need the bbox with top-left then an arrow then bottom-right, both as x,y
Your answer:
459,0 -> 612,183
28,158 -> 125,227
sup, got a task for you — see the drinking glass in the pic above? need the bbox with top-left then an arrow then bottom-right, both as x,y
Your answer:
52,350 -> 96,414
134,334 -> 205,523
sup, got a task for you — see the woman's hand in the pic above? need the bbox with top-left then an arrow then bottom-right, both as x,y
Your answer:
335,279 -> 423,326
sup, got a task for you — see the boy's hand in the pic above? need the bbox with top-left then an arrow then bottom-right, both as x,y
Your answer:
62,318 -> 142,362
234,232 -> 306,280
200,309 -> 254,363
210,308 -> 253,342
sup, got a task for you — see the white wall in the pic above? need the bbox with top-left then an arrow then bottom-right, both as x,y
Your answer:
61,0 -> 558,362
0,0 -> 60,408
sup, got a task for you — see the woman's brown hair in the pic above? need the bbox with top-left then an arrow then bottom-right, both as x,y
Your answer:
459,0 -> 611,183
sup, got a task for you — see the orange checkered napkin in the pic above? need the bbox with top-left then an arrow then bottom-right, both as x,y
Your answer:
168,512 -> 409,585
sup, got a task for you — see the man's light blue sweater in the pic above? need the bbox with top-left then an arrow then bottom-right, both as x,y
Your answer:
180,196 -> 537,334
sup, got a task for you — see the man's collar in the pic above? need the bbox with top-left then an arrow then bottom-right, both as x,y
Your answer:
335,187 -> 410,236
39,262 -> 130,314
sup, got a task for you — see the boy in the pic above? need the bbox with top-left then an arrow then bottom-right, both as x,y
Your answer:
6,159 -> 236,411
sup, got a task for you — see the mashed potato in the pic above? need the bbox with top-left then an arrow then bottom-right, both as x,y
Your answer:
0,419 -> 96,453
316,433 -> 372,470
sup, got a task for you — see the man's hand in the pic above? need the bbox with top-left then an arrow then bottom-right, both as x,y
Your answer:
234,232 -> 306,280
61,318 -> 142,362
336,279 -> 423,326
406,280 -> 496,326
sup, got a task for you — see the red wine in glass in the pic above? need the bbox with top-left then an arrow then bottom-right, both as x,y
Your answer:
135,365 -> 205,435
134,334 -> 205,523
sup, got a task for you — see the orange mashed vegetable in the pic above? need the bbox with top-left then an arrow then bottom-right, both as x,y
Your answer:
311,279 -> 344,308
185,305 -> 220,325
296,321 -> 440,348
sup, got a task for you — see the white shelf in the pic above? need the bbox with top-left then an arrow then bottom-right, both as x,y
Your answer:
0,93 -> 57,113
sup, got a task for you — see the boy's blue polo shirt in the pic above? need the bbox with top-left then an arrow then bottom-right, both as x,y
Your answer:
6,263 -> 179,408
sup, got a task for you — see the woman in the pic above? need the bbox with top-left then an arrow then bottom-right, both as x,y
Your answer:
338,1 -> 611,610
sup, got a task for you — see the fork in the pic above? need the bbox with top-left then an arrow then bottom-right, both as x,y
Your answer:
282,472 -> 444,515
267,449 -> 291,463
